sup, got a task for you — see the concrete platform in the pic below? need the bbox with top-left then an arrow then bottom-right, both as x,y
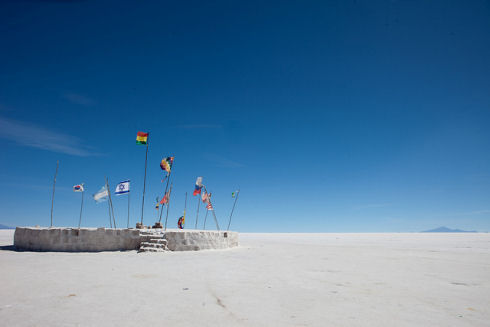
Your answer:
13,227 -> 239,252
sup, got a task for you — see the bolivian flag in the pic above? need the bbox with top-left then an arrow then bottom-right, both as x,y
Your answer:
136,131 -> 148,145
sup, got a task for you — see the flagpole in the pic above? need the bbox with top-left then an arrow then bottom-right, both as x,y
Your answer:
107,177 -> 117,228
127,190 -> 130,228
78,187 -> 84,229
140,138 -> 149,226
155,197 -> 159,222
203,185 -> 219,231
164,183 -> 173,231
50,160 -> 59,227
202,185 -> 209,230
203,210 -> 208,230
107,197 -> 112,227
211,208 -> 220,231
183,192 -> 187,228
227,189 -> 240,231
105,177 -> 113,228
194,196 -> 200,229
158,167 -> 172,223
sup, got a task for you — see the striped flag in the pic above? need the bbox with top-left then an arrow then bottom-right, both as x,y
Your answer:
136,131 -> 148,145
193,177 -> 203,196
201,192 -> 210,203
159,191 -> 170,205
203,191 -> 213,210
114,180 -> 130,195
93,186 -> 109,203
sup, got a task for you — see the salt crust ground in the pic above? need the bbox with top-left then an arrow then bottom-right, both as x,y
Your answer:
1,231 -> 489,326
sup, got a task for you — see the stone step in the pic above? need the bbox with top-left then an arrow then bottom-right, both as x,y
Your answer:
139,232 -> 164,236
139,235 -> 165,242
149,238 -> 167,244
140,242 -> 166,249
138,247 -> 166,253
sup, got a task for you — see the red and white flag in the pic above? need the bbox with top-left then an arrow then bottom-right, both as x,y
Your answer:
73,184 -> 84,192
160,191 -> 170,205
201,192 -> 210,203
206,202 -> 213,210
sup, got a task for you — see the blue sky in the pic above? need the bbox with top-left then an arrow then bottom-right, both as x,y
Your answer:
0,0 -> 489,232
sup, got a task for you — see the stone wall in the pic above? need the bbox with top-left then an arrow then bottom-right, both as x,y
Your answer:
164,230 -> 239,251
14,227 -> 141,252
13,227 -> 239,252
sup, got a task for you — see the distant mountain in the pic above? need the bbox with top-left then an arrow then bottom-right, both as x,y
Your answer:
0,224 -> 15,229
422,226 -> 477,233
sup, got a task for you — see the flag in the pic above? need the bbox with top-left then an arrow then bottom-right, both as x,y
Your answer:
136,131 -> 148,145
178,216 -> 184,229
93,185 -> 108,203
160,157 -> 174,173
114,180 -> 130,195
201,191 -> 210,203
232,191 -> 236,198
206,202 -> 214,210
193,177 -> 203,196
73,184 -> 84,192
159,191 -> 170,205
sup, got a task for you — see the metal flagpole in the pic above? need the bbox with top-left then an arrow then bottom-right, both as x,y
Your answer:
203,185 -> 219,231
158,168 -> 172,223
155,197 -> 159,223
140,137 -> 149,226
127,190 -> 130,228
78,187 -> 84,229
183,192 -> 187,228
203,210 -> 208,230
164,183 -> 173,231
202,186 -> 209,230
107,177 -> 116,228
105,177 -> 113,228
227,189 -> 240,231
50,160 -> 59,227
194,196 -> 200,229
211,208 -> 220,231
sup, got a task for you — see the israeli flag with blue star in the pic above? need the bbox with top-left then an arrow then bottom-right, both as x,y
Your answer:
115,180 -> 130,195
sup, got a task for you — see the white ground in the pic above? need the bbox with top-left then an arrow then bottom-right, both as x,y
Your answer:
1,231 -> 489,326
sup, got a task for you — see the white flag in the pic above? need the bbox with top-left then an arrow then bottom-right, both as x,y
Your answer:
115,180 -> 130,195
73,184 -> 84,192
93,186 -> 109,203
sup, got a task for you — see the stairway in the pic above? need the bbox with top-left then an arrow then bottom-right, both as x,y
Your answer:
138,231 -> 168,253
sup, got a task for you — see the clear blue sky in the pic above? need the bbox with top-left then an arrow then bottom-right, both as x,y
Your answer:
1,0 -> 489,232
